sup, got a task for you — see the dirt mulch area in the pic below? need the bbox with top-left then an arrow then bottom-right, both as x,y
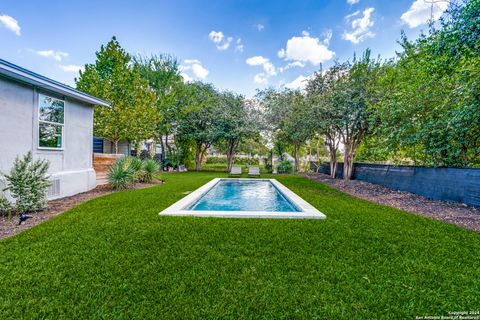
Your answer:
0,181 -> 163,240
304,173 -> 480,232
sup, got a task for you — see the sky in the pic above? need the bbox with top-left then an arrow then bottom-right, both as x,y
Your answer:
0,0 -> 450,97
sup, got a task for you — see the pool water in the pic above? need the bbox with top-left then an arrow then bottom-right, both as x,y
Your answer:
188,180 -> 300,212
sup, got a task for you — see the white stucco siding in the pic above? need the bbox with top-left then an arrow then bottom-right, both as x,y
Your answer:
63,98 -> 94,171
0,78 -> 34,172
0,76 -> 96,200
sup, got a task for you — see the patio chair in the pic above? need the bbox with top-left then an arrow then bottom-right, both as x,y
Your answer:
178,165 -> 188,172
248,166 -> 260,176
230,166 -> 242,175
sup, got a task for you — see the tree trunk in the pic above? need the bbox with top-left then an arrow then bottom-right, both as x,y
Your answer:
159,135 -> 165,161
149,140 -> 157,159
113,140 -> 119,155
315,139 -> 321,173
330,151 -> 337,179
294,142 -> 300,173
226,139 -> 238,172
343,153 -> 354,181
308,142 -> 312,172
165,133 -> 172,159
343,142 -> 355,181
195,142 -> 202,172
135,142 -> 142,158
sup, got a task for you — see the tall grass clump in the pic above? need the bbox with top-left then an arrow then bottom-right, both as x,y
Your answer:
108,156 -> 160,189
108,157 -> 139,190
139,159 -> 160,183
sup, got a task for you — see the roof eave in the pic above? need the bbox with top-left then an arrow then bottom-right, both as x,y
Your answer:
0,59 -> 110,107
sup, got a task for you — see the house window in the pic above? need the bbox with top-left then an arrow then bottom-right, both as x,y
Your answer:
38,94 -> 64,149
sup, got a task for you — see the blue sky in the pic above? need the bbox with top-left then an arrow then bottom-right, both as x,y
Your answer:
0,0 -> 449,96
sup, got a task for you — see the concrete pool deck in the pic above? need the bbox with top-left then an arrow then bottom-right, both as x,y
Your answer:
159,178 -> 326,219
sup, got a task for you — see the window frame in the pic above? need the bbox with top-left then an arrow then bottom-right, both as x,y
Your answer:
37,94 -> 65,151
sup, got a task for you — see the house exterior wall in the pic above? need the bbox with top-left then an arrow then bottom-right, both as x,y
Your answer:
0,76 -> 96,200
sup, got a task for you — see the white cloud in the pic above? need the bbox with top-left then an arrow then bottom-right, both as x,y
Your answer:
401,0 -> 449,28
208,30 -> 233,50
246,56 -> 276,76
0,14 -> 21,36
246,56 -> 277,85
191,63 -> 209,79
180,73 -> 192,82
235,38 -> 244,52
181,59 -> 209,80
347,0 -> 360,4
257,24 -> 265,31
342,7 -> 375,44
277,32 -> 335,66
58,64 -> 84,73
184,59 -> 200,64
285,74 -> 314,90
286,61 -> 305,69
36,50 -> 69,62
322,29 -> 333,46
345,10 -> 360,20
254,73 -> 268,85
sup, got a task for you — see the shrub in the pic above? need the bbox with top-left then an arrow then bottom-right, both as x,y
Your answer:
0,193 -> 11,213
206,156 -> 227,164
108,157 -> 160,189
277,160 -> 293,174
139,159 -> 160,183
206,156 -> 259,166
108,156 -> 141,190
264,163 -> 273,173
2,152 -> 51,213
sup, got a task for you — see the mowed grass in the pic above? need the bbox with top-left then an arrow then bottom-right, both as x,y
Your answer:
0,172 -> 479,319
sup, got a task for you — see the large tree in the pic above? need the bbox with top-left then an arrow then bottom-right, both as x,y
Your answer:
306,63 -> 347,178
76,37 -> 157,153
259,88 -> 316,172
176,82 -> 219,171
214,91 -> 257,172
374,0 -> 480,167
134,54 -> 183,158
336,50 -> 382,180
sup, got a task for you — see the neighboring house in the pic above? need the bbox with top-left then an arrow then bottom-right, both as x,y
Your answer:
0,59 -> 109,200
93,137 -> 131,155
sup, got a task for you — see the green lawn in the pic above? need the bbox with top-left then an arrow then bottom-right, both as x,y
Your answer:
0,172 -> 479,319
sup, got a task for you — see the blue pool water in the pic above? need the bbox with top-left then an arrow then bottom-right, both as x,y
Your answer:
188,180 -> 300,212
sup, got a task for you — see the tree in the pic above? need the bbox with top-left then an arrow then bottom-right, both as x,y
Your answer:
176,82 -> 219,171
306,63 -> 347,178
214,91 -> 257,172
134,54 -> 183,159
259,89 -> 316,172
373,0 -> 480,167
76,36 -> 157,154
336,50 -> 382,180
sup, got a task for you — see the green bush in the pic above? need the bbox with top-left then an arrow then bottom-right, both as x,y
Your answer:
206,156 -> 259,166
139,159 -> 160,183
108,157 -> 161,189
206,156 -> 227,164
108,157 -> 140,190
2,152 -> 51,213
277,160 -> 293,174
264,163 -> 273,173
0,193 -> 11,213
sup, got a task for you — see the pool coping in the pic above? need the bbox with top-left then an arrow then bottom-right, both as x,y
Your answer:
159,178 -> 326,219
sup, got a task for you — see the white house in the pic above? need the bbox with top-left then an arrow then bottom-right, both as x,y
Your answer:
0,59 -> 109,200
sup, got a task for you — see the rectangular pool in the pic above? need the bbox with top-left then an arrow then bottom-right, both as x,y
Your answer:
160,178 -> 326,219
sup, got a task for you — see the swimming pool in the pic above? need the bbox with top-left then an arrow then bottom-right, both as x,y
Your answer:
160,178 -> 326,219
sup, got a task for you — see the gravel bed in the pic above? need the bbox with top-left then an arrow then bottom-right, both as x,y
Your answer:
304,173 -> 480,232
